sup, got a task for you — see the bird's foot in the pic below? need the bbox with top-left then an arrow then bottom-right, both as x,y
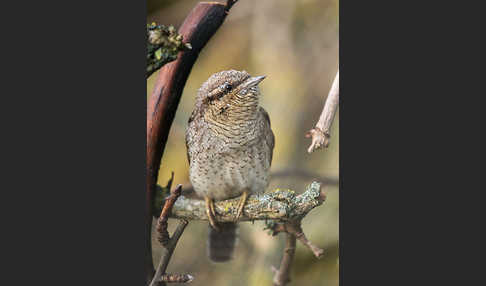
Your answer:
205,196 -> 220,232
234,191 -> 248,222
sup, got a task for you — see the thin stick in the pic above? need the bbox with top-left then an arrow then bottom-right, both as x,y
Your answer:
293,227 -> 325,259
156,184 -> 183,246
306,70 -> 339,153
149,220 -> 189,286
158,273 -> 194,283
270,220 -> 325,259
272,233 -> 296,286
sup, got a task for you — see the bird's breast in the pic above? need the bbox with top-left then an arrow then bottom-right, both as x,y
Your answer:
189,140 -> 271,201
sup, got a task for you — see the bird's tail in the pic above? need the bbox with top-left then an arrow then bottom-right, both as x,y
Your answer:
208,222 -> 237,262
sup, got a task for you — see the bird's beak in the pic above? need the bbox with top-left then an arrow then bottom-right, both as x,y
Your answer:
241,75 -> 266,89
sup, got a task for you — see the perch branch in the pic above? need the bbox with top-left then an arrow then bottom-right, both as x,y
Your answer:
150,219 -> 189,286
146,1 -> 238,280
155,182 -> 325,222
272,233 -> 296,286
306,70 -> 339,153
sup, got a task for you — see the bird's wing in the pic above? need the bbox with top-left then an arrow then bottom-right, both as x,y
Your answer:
185,109 -> 198,164
259,107 -> 275,165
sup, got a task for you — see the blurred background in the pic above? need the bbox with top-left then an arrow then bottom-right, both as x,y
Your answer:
148,0 -> 338,285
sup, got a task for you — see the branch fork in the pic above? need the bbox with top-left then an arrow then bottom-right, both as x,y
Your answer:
266,185 -> 326,286
150,183 -> 192,286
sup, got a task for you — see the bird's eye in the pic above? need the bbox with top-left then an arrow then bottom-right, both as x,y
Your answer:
222,82 -> 232,92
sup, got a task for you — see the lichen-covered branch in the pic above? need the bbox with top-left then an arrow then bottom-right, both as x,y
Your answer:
147,23 -> 191,78
306,70 -> 339,153
154,182 -> 325,222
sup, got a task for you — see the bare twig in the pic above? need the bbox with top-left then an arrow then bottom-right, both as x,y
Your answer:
225,0 -> 239,12
272,233 -> 296,286
156,184 -> 183,246
146,1 -> 238,281
294,230 -> 325,259
306,70 -> 339,153
267,193 -> 326,286
158,273 -> 194,283
156,182 -> 325,222
151,180 -> 192,286
269,220 -> 325,259
150,220 -> 190,286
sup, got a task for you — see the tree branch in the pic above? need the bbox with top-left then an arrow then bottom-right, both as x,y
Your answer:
272,233 -> 296,286
157,273 -> 194,284
155,182 -> 325,222
269,220 -> 324,259
146,1 -> 239,281
306,70 -> 339,153
270,168 -> 339,185
149,219 -> 189,286
156,183 -> 183,246
269,218 -> 324,286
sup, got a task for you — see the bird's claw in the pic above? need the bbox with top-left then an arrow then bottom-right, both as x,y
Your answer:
234,191 -> 248,222
205,196 -> 220,232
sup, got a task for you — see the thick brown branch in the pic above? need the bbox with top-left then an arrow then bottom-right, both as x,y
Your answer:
146,1 -> 238,281
306,70 -> 339,153
149,220 -> 189,286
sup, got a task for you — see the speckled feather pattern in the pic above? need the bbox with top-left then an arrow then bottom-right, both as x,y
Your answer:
186,70 -> 275,201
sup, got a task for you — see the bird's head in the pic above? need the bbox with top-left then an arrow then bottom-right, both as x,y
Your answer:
196,70 -> 266,124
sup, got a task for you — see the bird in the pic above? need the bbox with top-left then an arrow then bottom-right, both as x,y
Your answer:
185,70 -> 275,262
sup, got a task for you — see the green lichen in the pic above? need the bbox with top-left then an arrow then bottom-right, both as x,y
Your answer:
146,22 -> 192,78
166,181 -> 323,223
293,182 -> 321,206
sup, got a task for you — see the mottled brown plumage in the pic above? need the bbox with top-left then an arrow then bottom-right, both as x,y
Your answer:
185,70 -> 275,262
